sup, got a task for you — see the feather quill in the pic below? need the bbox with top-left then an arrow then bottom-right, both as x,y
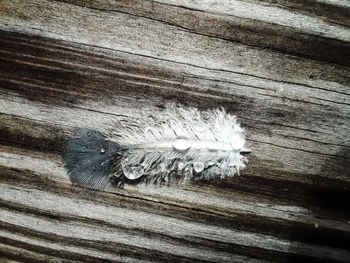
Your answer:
65,105 -> 250,190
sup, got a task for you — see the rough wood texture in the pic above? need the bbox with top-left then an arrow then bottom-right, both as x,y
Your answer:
0,0 -> 349,262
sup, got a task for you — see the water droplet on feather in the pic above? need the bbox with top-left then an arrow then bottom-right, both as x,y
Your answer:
231,132 -> 245,151
173,137 -> 191,152
100,147 -> 106,154
206,142 -> 219,151
122,164 -> 144,180
193,162 -> 204,173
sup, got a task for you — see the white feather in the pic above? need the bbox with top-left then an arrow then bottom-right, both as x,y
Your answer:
109,104 -> 249,184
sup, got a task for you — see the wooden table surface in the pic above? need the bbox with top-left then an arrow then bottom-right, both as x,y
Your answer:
0,1 -> 349,262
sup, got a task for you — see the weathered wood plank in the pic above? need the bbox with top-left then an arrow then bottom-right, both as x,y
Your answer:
0,0 -> 349,262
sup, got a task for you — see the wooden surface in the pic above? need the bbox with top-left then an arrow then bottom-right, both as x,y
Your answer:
0,0 -> 350,262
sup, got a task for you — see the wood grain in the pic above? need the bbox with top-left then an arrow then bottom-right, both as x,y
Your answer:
0,0 -> 349,262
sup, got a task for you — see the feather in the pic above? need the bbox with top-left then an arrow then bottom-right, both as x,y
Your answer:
65,105 -> 250,189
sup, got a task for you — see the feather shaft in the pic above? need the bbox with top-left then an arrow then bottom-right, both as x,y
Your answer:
131,139 -> 238,152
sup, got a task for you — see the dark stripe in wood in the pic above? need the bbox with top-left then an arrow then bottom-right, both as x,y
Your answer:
251,0 -> 350,26
0,237 -> 121,263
